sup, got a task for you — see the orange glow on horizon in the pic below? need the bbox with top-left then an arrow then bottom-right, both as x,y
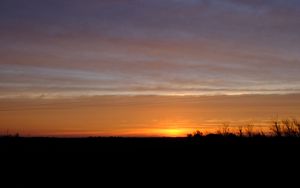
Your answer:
1,95 -> 300,137
157,128 -> 190,137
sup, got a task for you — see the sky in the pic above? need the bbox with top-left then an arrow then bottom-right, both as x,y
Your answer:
0,0 -> 300,136
1,0 -> 300,97
1,95 -> 300,137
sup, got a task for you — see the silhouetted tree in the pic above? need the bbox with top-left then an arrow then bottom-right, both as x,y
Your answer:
293,119 -> 300,137
270,120 -> 282,137
237,126 -> 243,137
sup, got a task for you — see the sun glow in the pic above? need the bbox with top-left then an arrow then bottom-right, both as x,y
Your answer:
158,128 -> 190,137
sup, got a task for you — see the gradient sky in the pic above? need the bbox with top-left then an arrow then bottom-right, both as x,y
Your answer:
1,1 -> 300,136
1,0 -> 300,97
1,95 -> 300,137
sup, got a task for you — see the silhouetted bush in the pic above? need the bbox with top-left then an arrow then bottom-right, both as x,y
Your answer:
245,124 -> 254,137
187,130 -> 203,139
237,126 -> 243,137
221,124 -> 230,136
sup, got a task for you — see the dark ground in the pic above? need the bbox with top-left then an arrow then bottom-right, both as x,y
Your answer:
1,136 -> 300,186
1,136 -> 300,153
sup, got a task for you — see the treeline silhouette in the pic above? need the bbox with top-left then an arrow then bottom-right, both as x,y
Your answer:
187,119 -> 300,138
1,119 -> 300,153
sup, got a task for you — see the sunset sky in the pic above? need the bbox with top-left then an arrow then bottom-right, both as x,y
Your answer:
1,0 -> 300,136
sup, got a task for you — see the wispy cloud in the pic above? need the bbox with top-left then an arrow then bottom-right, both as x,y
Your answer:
0,0 -> 300,97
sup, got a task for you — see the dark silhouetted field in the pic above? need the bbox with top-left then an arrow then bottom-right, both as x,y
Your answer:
1,136 -> 300,154
2,134 -> 300,186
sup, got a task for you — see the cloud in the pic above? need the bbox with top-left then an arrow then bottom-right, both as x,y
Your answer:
0,0 -> 300,97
